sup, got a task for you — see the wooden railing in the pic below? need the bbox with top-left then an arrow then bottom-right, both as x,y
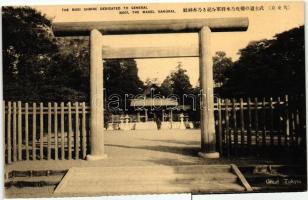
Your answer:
213,95 -> 306,156
4,101 -> 90,163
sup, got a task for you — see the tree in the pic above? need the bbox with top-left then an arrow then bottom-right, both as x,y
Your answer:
160,76 -> 173,97
159,62 -> 200,124
2,6 -> 91,102
221,25 -> 305,97
212,51 -> 233,87
168,62 -> 193,103
104,59 -> 144,96
45,37 -> 90,101
2,6 -> 58,101
103,59 -> 144,112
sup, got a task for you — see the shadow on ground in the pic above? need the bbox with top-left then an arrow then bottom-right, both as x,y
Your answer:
105,144 -> 200,157
140,138 -> 200,146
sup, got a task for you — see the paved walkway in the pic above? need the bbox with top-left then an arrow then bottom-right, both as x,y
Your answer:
53,165 -> 245,196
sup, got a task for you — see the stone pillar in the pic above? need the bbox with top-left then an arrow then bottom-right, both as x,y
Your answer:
124,114 -> 130,131
198,26 -> 219,159
179,113 -> 186,130
119,115 -> 124,130
87,29 -> 107,160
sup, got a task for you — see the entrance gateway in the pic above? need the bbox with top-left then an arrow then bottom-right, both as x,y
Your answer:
52,17 -> 249,160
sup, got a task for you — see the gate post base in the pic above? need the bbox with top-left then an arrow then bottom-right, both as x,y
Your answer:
198,152 -> 220,159
86,154 -> 108,161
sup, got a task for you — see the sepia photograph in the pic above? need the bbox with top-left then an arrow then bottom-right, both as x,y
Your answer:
1,0 -> 307,198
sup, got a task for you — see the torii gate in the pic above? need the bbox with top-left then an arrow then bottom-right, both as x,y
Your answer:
52,17 -> 249,160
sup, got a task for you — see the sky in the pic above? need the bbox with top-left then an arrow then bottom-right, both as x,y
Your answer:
33,1 -> 304,87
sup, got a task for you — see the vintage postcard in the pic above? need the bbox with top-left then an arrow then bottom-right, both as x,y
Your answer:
1,0 -> 306,198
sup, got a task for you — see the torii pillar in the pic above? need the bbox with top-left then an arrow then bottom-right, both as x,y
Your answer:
86,29 -> 107,160
198,26 -> 219,158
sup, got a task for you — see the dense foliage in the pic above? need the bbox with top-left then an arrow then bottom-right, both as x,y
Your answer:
220,26 -> 305,97
3,6 -> 58,101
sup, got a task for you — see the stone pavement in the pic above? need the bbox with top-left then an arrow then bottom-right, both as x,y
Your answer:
53,165 -> 246,196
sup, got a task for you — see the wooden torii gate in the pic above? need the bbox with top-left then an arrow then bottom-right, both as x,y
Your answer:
52,17 -> 249,160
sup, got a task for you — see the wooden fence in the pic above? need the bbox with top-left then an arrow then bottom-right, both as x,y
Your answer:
3,101 -> 90,163
3,95 -> 306,163
213,95 -> 306,156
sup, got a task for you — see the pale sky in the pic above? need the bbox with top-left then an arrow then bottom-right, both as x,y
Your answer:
33,1 -> 304,86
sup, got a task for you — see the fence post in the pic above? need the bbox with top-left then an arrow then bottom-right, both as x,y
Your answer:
13,102 -> 17,162
277,97 -> 282,147
7,102 -> 12,163
18,101 -> 22,161
239,98 -> 245,149
247,97 -> 252,149
289,96 -> 295,146
54,102 -> 58,160
269,98 -> 274,146
40,102 -> 44,160
61,102 -> 65,160
254,97 -> 259,146
225,99 -> 230,157
294,96 -> 300,146
284,95 -> 289,146
262,97 -> 266,147
32,103 -> 36,160
221,100 -> 225,145
217,98 -> 222,154
25,103 -> 29,160
82,102 -> 87,159
232,98 -> 238,154
68,102 -> 72,160
47,103 -> 51,160
75,102 -> 80,159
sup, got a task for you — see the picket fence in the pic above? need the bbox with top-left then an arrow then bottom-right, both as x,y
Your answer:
213,95 -> 306,156
3,102 -> 90,163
